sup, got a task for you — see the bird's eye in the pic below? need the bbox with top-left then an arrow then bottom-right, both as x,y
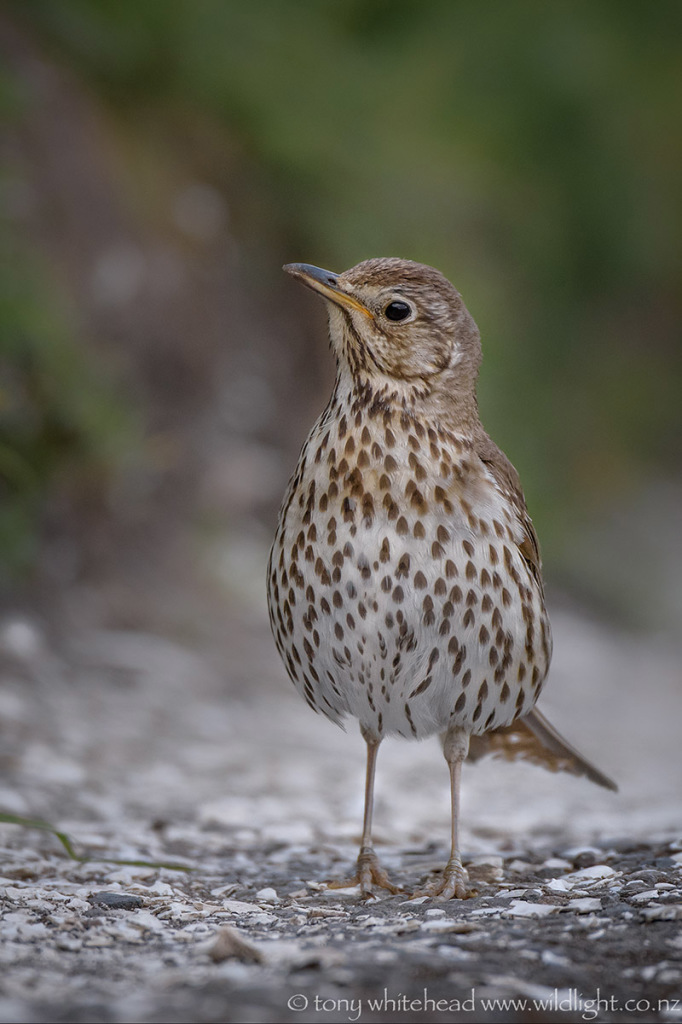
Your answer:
384,300 -> 413,322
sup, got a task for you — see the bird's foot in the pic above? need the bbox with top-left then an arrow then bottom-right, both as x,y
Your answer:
327,846 -> 403,899
411,855 -> 475,901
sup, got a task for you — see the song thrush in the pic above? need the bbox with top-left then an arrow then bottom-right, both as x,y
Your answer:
267,258 -> 616,900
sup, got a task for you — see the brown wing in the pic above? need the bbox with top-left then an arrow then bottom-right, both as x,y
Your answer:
467,707 -> 618,791
473,430 -> 544,594
468,434 -> 618,788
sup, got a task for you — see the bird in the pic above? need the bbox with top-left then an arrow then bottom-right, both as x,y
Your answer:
267,257 -> 616,901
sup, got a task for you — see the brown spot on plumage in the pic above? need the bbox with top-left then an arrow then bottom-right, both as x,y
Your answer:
437,524 -> 450,544
396,553 -> 411,578
408,452 -> 427,481
410,676 -> 432,698
452,645 -> 466,675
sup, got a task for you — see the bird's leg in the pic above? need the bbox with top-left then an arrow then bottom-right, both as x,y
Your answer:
327,727 -> 402,898
412,725 -> 473,900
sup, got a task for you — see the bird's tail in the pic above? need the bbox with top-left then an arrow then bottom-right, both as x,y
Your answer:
466,707 -> 618,791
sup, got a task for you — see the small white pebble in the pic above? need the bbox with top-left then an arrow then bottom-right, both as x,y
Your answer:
222,899 -> 263,914
630,890 -> 661,903
506,900 -> 558,918
424,908 -> 445,917
563,865 -> 617,883
248,912 -> 277,925
355,915 -> 383,929
210,884 -> 239,898
545,878 -> 571,893
542,857 -> 572,871
322,885 -> 361,897
542,950 -> 571,966
566,897 -> 602,913
507,859 -> 533,873
65,898 -> 91,912
255,887 -> 279,903
4,887 -> 27,901
420,919 -> 469,933
561,845 -> 604,859
436,945 -> 474,960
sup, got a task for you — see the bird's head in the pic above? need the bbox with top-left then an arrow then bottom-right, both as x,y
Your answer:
284,257 -> 482,423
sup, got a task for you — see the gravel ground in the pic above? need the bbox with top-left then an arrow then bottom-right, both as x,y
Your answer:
0,601 -> 680,1023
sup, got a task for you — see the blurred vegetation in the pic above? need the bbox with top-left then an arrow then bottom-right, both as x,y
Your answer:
0,221 -> 134,584
1,1 -> 681,610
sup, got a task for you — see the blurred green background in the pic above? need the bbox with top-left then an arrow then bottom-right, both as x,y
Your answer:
1,0 -> 681,632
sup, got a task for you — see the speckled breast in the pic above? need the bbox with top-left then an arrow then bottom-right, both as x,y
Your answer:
267,401 -> 552,741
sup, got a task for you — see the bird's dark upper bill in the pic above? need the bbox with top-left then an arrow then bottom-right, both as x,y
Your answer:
283,263 -> 372,317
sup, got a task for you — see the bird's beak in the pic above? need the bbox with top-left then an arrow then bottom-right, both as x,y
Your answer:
283,263 -> 372,318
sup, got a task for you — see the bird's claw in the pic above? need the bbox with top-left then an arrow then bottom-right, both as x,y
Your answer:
411,856 -> 475,901
327,846 -> 403,899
